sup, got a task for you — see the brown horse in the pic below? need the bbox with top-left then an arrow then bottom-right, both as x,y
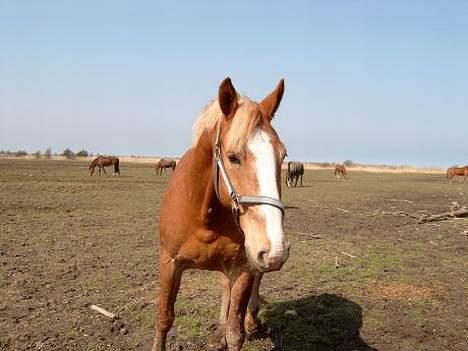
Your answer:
447,166 -> 468,182
152,78 -> 289,351
335,164 -> 347,179
154,158 -> 176,176
286,161 -> 304,187
88,156 -> 120,176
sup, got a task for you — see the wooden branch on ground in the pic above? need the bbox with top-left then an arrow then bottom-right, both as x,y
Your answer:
383,211 -> 421,219
340,251 -> 357,259
90,304 -> 118,320
388,198 -> 414,204
384,206 -> 467,224
418,208 -> 468,224
292,232 -> 323,239
335,256 -> 340,269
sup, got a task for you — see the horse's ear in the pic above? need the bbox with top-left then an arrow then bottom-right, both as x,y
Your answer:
260,79 -> 285,120
218,77 -> 238,118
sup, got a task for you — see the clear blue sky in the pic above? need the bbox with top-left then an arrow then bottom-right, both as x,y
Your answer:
1,1 -> 467,167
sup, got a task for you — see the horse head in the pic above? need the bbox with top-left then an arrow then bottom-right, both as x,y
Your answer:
214,78 -> 290,272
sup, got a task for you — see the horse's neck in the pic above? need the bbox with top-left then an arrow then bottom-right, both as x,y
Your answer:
188,133 -> 218,219
189,131 -> 238,230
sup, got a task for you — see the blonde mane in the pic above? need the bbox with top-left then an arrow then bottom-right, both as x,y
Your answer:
192,96 -> 261,152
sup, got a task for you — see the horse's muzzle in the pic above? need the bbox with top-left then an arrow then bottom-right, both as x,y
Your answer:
249,243 -> 290,273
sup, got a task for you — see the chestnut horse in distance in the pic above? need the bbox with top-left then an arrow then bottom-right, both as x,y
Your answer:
88,156 -> 120,176
154,158 -> 176,176
152,78 -> 289,351
447,166 -> 468,182
335,164 -> 347,179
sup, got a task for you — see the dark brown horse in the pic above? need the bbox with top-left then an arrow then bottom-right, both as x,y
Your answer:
335,164 -> 347,180
447,166 -> 468,182
154,158 -> 176,176
88,156 -> 120,176
152,78 -> 289,351
286,161 -> 304,187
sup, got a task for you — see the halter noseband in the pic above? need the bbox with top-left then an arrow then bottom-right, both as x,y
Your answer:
213,123 -> 285,222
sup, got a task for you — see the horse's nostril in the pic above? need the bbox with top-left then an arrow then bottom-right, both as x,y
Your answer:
257,250 -> 268,266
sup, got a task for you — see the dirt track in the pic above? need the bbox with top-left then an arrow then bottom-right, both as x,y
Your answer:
1,159 -> 467,350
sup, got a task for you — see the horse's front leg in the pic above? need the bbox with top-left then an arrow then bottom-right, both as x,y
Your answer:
244,272 -> 263,335
209,273 -> 231,350
225,271 -> 254,351
102,166 -> 108,176
151,251 -> 183,351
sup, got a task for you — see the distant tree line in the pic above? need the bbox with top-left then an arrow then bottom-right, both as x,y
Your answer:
0,148 -> 92,159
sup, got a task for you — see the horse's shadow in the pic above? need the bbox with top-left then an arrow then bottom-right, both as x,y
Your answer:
256,293 -> 378,351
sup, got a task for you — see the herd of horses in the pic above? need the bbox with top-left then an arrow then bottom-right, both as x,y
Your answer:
88,156 -> 177,177
88,155 -> 351,186
85,78 -> 467,351
285,162 -> 348,187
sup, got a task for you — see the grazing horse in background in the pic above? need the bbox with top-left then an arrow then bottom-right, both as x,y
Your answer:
447,166 -> 468,182
152,78 -> 289,351
335,164 -> 347,180
286,161 -> 304,187
89,156 -> 120,176
154,158 -> 177,176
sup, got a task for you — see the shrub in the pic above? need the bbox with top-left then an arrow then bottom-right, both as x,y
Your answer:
76,149 -> 89,157
61,148 -> 75,159
343,160 -> 354,167
15,150 -> 28,157
45,148 -> 52,159
34,151 -> 41,159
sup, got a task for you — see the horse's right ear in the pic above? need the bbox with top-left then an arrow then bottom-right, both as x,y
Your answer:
218,77 -> 238,118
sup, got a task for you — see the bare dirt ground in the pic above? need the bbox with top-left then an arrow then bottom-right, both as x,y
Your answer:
0,159 -> 466,351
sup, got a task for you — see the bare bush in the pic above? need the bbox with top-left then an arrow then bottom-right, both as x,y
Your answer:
61,148 -> 75,159
45,148 -> 52,159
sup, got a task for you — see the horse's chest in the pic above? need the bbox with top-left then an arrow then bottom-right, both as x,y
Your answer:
182,235 -> 247,271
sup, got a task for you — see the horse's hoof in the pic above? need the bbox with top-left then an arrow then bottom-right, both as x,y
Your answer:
207,338 -> 227,351
207,326 -> 227,351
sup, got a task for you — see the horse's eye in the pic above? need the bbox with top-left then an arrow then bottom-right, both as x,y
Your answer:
228,154 -> 241,165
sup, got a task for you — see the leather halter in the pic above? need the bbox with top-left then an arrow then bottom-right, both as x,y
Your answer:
213,123 -> 285,223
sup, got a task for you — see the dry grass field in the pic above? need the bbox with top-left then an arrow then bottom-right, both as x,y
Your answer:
0,159 -> 467,351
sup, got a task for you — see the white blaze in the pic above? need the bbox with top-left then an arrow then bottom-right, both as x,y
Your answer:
247,128 -> 285,258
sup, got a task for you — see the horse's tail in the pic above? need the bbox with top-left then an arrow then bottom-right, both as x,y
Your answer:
114,158 -> 120,175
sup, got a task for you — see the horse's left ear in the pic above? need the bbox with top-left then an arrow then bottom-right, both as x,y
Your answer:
260,79 -> 285,120
218,77 -> 238,118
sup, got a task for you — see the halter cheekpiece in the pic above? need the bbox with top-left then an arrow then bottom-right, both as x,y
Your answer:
213,123 -> 285,223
